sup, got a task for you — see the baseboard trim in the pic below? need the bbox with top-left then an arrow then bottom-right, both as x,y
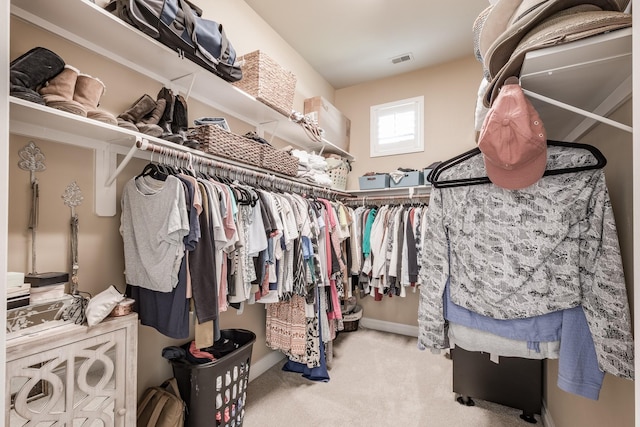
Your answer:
359,317 -> 419,337
541,400 -> 554,427
249,350 -> 285,383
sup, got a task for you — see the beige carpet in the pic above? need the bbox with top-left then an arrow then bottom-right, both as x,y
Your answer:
244,327 -> 541,427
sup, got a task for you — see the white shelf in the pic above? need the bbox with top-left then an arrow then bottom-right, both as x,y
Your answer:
519,27 -> 632,141
10,0 -> 354,161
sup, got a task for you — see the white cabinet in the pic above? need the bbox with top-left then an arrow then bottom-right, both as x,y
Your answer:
6,314 -> 138,426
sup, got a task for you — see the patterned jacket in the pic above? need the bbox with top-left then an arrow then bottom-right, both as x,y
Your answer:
418,144 -> 634,380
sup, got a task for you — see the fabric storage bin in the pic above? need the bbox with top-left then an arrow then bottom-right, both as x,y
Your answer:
185,124 -> 263,168
261,145 -> 299,177
359,174 -> 390,190
232,50 -> 297,117
389,171 -> 424,188
171,329 -> 256,427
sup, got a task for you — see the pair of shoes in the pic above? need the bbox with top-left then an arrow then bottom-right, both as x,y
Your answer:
38,64 -> 117,125
10,46 -> 65,105
117,94 -> 166,138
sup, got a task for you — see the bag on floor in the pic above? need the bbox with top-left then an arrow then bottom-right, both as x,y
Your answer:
137,377 -> 186,427
106,0 -> 242,82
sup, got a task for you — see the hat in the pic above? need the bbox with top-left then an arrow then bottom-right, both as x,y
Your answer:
478,77 -> 547,190
482,6 -> 631,106
477,0 -> 629,80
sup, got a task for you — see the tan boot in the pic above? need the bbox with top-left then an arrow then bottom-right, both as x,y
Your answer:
39,65 -> 86,117
73,74 -> 117,125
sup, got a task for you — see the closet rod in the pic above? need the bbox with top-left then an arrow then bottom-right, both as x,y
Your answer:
134,139 -> 353,199
522,89 -> 632,134
344,193 -> 431,206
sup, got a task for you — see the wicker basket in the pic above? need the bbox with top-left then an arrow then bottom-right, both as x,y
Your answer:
232,50 -> 297,117
186,124 -> 263,168
261,145 -> 299,177
327,162 -> 350,191
342,305 -> 363,332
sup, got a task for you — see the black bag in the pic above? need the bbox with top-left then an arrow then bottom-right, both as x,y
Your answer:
106,0 -> 242,82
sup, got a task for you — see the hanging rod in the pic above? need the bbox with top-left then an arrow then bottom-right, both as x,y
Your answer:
111,138 -> 353,199
344,193 -> 431,206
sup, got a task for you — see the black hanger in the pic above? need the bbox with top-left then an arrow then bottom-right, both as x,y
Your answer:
136,162 -> 168,181
427,141 -> 607,189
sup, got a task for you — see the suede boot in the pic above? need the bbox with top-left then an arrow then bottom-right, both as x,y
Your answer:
10,46 -> 65,105
118,94 -> 156,123
73,74 -> 118,125
39,65 -> 87,117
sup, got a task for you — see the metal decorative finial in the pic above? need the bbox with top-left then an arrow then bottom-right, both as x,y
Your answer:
63,181 -> 83,295
18,141 -> 46,274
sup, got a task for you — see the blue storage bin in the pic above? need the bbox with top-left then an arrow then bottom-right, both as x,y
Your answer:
358,174 -> 390,190
389,171 -> 424,188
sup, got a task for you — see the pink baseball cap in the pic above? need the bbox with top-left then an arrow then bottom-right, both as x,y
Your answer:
478,76 -> 547,190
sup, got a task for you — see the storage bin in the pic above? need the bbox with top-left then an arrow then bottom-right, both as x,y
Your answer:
358,174 -> 390,190
171,329 -> 256,427
423,161 -> 441,185
342,305 -> 363,332
232,50 -> 297,117
389,171 -> 424,188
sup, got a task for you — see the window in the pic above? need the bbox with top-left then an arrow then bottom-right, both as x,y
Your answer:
370,96 -> 424,157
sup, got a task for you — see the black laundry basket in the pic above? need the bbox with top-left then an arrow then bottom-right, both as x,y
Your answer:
171,329 -> 256,427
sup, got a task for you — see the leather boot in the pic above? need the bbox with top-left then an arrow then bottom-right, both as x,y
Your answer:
73,74 -> 118,125
39,65 -> 87,116
10,46 -> 65,105
156,87 -> 175,135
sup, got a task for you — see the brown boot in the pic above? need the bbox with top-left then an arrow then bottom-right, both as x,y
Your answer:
39,65 -> 86,117
118,94 -> 156,123
73,74 -> 118,125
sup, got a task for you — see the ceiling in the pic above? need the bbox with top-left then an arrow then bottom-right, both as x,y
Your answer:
243,0 -> 491,89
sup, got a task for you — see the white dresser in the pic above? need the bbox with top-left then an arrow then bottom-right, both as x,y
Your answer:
5,314 -> 138,426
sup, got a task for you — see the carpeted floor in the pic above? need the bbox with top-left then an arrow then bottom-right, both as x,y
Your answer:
243,327 -> 541,427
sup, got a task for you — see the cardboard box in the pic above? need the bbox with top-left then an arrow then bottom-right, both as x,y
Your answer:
359,174 -> 390,190
389,171 -> 424,188
304,96 -> 351,151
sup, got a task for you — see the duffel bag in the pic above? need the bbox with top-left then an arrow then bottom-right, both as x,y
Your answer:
106,0 -> 242,82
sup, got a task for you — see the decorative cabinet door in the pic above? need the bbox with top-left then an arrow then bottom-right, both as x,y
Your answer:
5,314 -> 138,426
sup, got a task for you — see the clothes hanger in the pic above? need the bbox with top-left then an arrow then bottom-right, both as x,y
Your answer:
427,141 -> 607,189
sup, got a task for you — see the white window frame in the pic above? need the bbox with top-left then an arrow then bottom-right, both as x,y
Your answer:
370,96 -> 424,158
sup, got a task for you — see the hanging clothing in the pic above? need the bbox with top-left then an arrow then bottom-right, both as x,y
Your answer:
418,144 -> 634,384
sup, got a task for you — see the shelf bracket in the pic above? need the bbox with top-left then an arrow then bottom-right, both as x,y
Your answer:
95,137 -> 144,217
170,72 -> 197,100
257,120 -> 280,145
522,89 -> 632,134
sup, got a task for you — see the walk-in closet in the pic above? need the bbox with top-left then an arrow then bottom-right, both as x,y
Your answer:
1,0 -> 637,426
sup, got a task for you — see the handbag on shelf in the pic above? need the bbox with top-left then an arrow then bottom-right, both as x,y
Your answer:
106,0 -> 242,82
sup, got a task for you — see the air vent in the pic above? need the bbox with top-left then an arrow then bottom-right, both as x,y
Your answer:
391,53 -> 413,64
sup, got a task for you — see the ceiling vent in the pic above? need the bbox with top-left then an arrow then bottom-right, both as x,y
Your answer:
391,53 -> 413,64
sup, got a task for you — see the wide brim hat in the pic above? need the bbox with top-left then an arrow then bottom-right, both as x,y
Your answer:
482,5 -> 631,106
478,0 -> 629,80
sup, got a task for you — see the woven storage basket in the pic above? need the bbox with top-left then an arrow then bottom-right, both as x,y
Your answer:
186,124 -> 262,168
327,162 -> 350,190
342,305 -> 362,332
261,145 -> 299,177
232,50 -> 297,117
